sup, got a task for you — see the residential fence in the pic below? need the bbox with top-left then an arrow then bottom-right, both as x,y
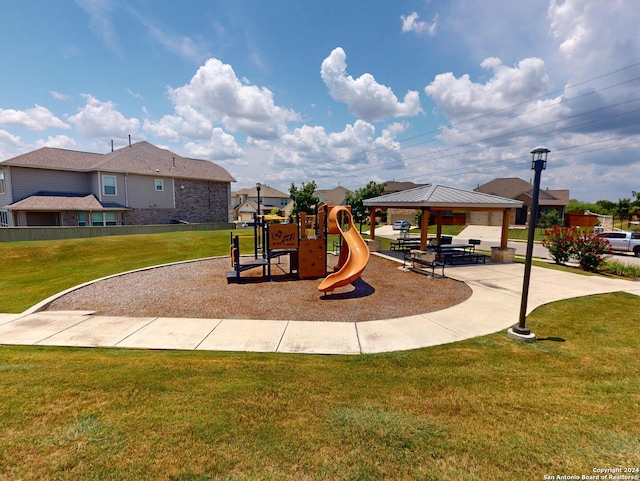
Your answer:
0,222 -> 235,242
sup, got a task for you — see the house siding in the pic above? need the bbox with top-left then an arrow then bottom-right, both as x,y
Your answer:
0,168 -> 13,214
125,174 -> 174,208
11,167 -> 91,201
90,172 -> 101,200
97,172 -> 127,206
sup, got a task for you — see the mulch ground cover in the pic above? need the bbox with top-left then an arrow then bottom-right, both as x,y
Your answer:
46,254 -> 472,322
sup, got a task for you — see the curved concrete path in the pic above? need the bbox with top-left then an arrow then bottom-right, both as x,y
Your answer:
1,256 -> 639,355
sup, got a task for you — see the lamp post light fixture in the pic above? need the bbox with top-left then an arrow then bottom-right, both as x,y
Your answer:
255,182 -> 262,217
508,147 -> 550,343
254,182 -> 262,256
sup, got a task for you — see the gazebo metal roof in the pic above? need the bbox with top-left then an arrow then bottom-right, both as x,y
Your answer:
363,183 -> 523,210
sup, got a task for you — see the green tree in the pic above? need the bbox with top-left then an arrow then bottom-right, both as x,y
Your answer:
615,198 -> 631,228
567,199 -> 601,213
595,199 -> 616,215
289,181 -> 319,215
346,181 -> 386,230
537,209 -> 563,229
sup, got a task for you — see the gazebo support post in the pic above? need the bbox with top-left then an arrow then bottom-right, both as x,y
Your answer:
500,209 -> 510,248
369,207 -> 376,239
490,208 -> 517,263
436,211 -> 443,244
420,207 -> 430,251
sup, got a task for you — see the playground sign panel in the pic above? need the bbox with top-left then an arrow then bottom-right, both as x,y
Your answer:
269,223 -> 298,250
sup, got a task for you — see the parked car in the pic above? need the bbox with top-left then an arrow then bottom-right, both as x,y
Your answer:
598,230 -> 640,256
392,220 -> 411,230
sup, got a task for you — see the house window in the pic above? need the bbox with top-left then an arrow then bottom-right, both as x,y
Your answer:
91,212 -> 104,226
103,175 -> 117,196
78,212 -> 87,227
0,210 -> 9,227
0,171 -> 5,195
155,179 -> 164,191
91,212 -> 118,226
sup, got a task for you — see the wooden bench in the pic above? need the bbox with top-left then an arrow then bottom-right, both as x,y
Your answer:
405,250 -> 445,277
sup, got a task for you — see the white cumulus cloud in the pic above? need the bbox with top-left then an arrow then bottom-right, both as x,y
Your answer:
425,57 -> 550,121
184,127 -> 244,160
164,57 -> 300,140
0,105 -> 69,131
68,94 -> 140,138
35,135 -> 79,149
321,47 -> 423,122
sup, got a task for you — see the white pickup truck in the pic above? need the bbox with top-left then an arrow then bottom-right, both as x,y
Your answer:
598,230 -> 640,256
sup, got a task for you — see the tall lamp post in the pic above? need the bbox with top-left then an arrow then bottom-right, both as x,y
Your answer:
255,183 -> 262,257
509,147 -> 549,342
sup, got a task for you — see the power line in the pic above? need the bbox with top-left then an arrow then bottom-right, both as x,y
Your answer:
323,61 -> 640,168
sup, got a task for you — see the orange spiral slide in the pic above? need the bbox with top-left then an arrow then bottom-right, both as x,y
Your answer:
317,206 -> 370,293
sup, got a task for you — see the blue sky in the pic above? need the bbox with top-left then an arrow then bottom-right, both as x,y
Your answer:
1,0 -> 639,202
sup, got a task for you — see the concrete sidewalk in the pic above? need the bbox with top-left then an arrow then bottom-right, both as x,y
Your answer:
1,258 -> 638,355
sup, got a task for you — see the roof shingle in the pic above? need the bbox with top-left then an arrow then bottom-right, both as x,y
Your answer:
1,141 -> 235,183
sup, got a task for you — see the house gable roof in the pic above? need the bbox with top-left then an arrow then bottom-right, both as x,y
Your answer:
316,185 -> 353,205
233,185 -> 289,198
1,141 -> 235,183
383,180 -> 426,194
476,177 -> 569,206
363,183 -> 523,209
475,177 -> 532,198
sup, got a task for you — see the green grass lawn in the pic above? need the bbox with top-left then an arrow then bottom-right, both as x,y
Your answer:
1,230 -> 639,479
0,230 -> 256,313
1,293 -> 639,480
0,227 -> 460,313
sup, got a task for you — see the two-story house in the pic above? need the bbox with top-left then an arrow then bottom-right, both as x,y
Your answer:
232,184 -> 291,222
0,141 -> 235,227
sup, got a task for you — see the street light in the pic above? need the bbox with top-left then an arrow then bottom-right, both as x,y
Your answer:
255,183 -> 262,256
509,147 -> 550,342
255,182 -> 262,217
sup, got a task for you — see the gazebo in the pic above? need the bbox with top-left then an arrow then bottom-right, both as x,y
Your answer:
363,183 -> 523,260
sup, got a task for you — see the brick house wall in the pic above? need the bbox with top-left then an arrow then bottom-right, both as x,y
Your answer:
61,211 -> 78,226
124,178 -> 230,224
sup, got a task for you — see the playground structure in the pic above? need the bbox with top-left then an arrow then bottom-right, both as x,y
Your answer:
228,205 -> 370,293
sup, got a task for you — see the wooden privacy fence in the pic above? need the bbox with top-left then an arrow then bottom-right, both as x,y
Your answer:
0,222 -> 235,242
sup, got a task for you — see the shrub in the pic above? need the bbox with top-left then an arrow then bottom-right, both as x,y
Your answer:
542,226 -> 611,272
541,225 -> 577,265
571,232 -> 611,272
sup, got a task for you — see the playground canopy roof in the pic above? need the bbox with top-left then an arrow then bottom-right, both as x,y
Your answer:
363,183 -> 523,210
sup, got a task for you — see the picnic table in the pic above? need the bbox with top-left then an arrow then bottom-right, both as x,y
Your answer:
436,243 -> 488,265
390,238 -> 421,251
390,228 -> 422,251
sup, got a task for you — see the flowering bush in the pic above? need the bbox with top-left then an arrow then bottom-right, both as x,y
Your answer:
572,232 -> 611,272
542,225 -> 578,265
541,226 -> 611,272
